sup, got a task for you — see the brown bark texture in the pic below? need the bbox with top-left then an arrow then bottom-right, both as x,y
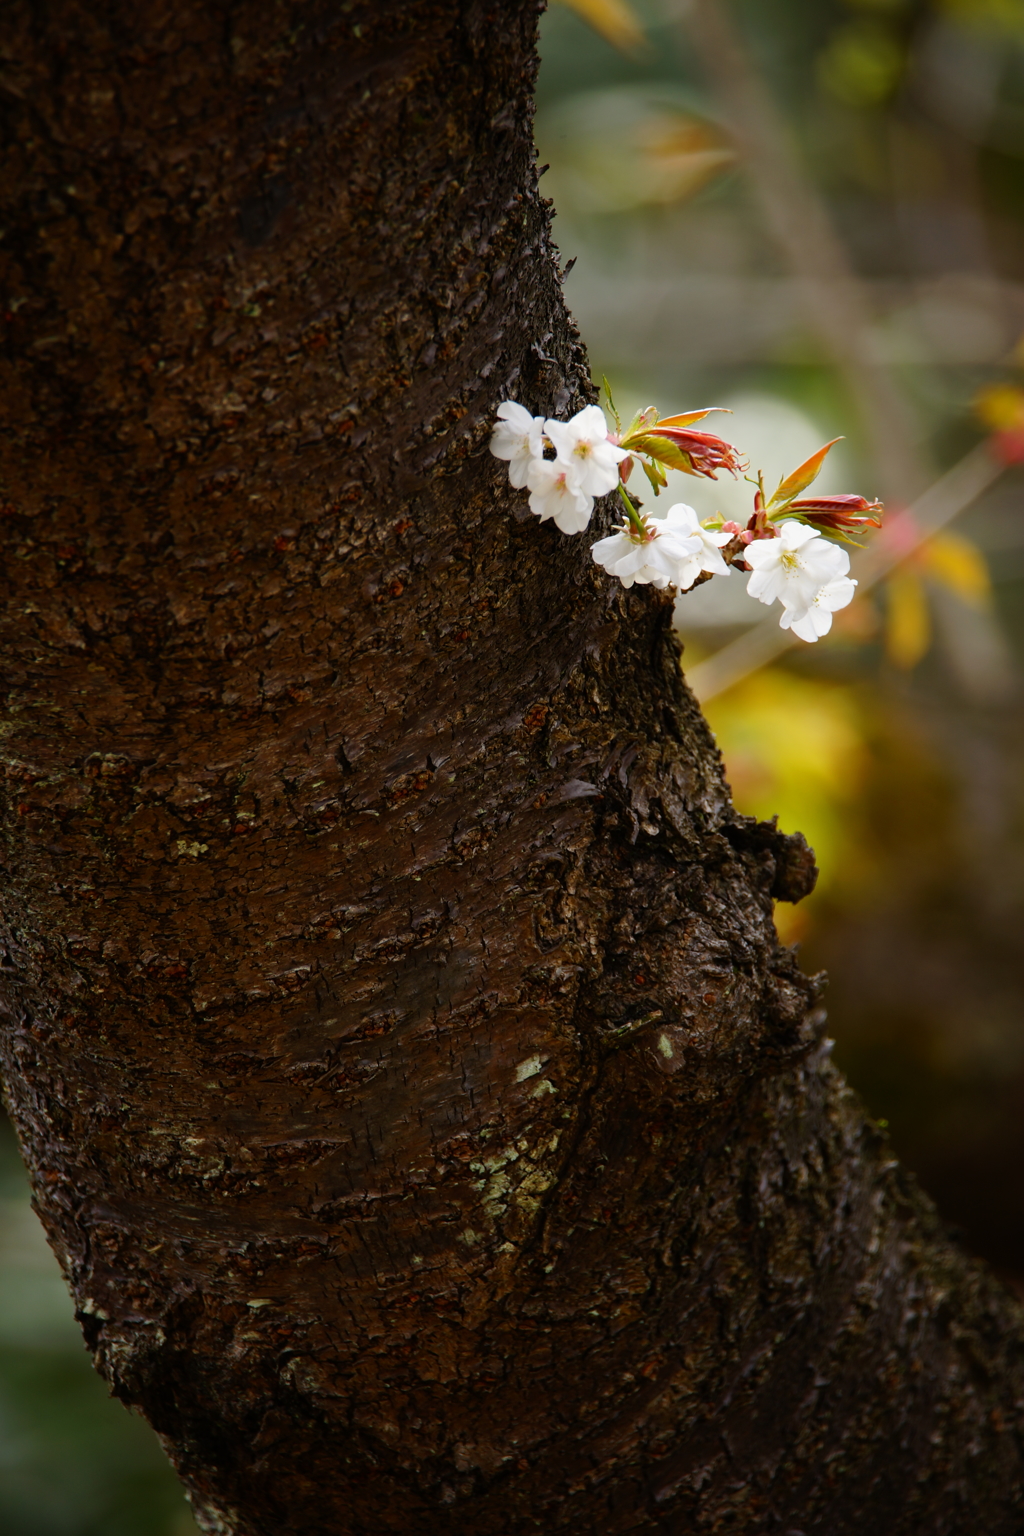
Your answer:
1,2 -> 1023,1532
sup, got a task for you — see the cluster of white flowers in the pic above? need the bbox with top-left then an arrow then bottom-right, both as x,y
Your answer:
491,401 -> 626,535
490,398 -> 864,644
592,503 -> 731,592
744,521 -> 857,643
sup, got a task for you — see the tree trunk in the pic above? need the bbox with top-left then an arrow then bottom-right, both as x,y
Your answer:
1,3 -> 1022,1531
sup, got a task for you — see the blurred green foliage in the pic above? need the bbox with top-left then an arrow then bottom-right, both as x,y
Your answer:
0,1118 -> 198,1535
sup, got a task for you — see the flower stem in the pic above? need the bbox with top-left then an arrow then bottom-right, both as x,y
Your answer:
617,483 -> 648,539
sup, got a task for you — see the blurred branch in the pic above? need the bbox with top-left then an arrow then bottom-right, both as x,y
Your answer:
681,0 -> 928,506
686,439 -> 1006,702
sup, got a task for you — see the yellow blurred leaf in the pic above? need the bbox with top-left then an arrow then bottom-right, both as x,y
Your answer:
556,0 -> 647,54
817,20 -> 905,106
885,570 -> 930,670
635,117 -> 735,200
703,670 -> 868,920
938,0 -> 1024,35
919,532 -> 991,607
974,382 -> 1024,433
536,88 -> 732,213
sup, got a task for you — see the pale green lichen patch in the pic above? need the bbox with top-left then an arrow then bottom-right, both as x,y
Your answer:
466,1130 -> 564,1233
175,839 -> 209,858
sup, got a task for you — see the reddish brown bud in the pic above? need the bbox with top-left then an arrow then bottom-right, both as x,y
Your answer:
786,493 -> 883,532
644,424 -> 746,479
620,408 -> 746,481
745,510 -> 778,540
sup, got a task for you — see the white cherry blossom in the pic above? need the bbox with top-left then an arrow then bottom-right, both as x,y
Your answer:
744,520 -> 849,613
526,457 -> 594,534
544,404 -> 627,499
490,400 -> 546,489
660,502 -> 733,590
780,576 -> 858,642
591,513 -> 703,590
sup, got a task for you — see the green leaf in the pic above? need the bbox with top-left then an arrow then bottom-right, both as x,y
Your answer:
629,433 -> 694,473
767,438 -> 843,511
641,456 -> 667,495
602,375 -> 622,434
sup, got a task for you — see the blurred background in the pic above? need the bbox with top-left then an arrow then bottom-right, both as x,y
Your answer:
4,0 -> 1024,1527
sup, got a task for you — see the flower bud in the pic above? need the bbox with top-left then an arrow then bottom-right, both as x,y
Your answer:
786,493 -> 883,532
620,408 -> 746,481
745,510 -> 778,540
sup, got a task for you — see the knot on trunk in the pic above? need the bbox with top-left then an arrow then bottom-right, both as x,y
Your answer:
725,815 -> 819,904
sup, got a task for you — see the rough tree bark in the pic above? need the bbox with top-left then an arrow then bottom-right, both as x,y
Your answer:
1,2 -> 1022,1532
